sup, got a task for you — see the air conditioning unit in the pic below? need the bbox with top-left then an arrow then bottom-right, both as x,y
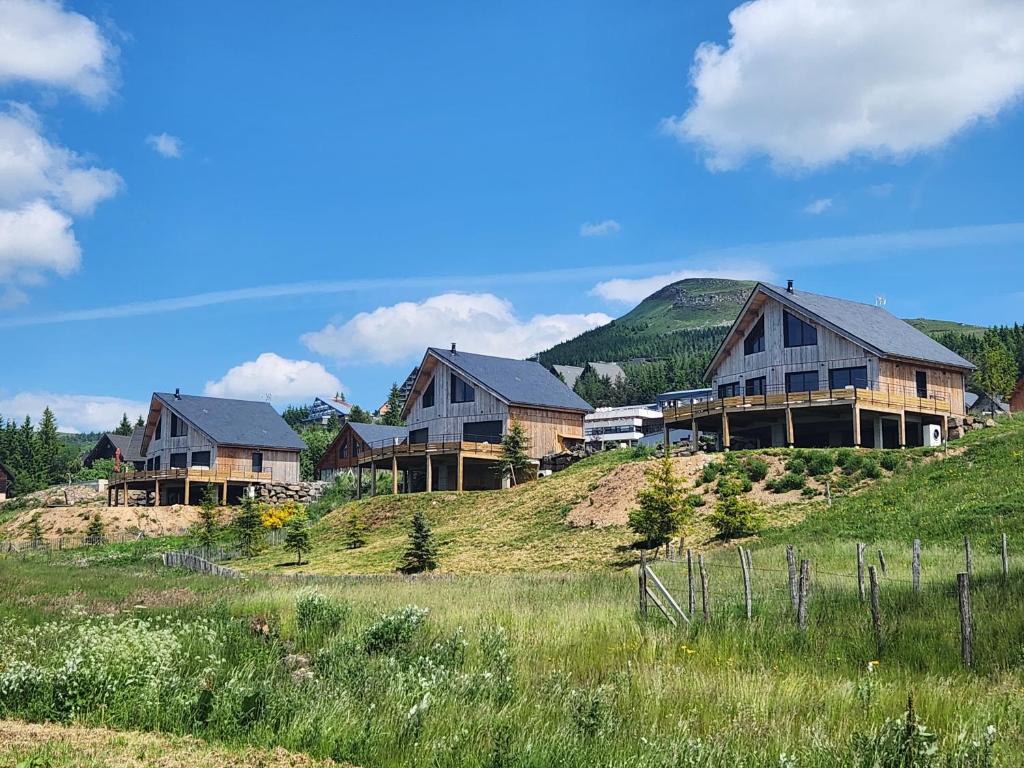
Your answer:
923,424 -> 943,447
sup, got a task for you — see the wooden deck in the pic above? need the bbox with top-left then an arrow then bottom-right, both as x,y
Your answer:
663,386 -> 952,424
358,438 -> 504,465
109,467 -> 274,485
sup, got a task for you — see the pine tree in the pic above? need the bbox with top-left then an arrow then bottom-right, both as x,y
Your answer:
495,419 -> 532,485
233,494 -> 263,558
342,509 -> 368,549
284,512 -> 311,565
975,340 -> 1017,401
135,415 -> 145,428
628,456 -> 690,549
114,413 -> 134,436
380,383 -> 405,426
35,407 -> 66,488
195,483 -> 219,549
348,405 -> 373,424
27,511 -> 43,547
85,513 -> 105,544
399,510 -> 437,573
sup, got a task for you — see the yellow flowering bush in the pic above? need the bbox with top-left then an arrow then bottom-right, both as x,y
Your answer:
260,500 -> 304,530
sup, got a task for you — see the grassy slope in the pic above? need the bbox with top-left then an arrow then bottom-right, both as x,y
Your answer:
906,317 -> 989,337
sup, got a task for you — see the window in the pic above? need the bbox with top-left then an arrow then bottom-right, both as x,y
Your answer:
154,417 -> 161,441
786,370 -> 819,393
170,413 -> 187,438
450,373 -> 475,403
152,455 -> 161,471
169,452 -> 187,469
463,420 -> 502,442
339,439 -> 349,458
409,427 -> 429,444
190,450 -> 211,468
422,376 -> 435,408
744,316 -> 765,355
745,376 -> 766,396
783,310 -> 817,348
251,452 -> 263,473
718,382 -> 739,399
916,371 -> 928,398
829,366 -> 868,390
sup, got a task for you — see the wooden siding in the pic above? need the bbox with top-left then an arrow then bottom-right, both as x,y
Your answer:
316,424 -> 374,474
877,360 -> 965,416
404,355 -> 511,440
508,406 -> 585,456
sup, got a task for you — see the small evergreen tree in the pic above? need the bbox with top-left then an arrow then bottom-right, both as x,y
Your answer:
342,509 -> 368,549
380,383 -> 406,426
975,340 -> 1017,402
233,493 -> 263,557
114,413 -> 134,436
195,483 -> 219,549
284,511 -> 311,565
135,415 -> 145,428
85,513 -> 105,544
348,405 -> 373,424
628,456 -> 690,549
494,419 -> 531,485
710,494 -> 763,540
399,510 -> 437,573
27,511 -> 43,547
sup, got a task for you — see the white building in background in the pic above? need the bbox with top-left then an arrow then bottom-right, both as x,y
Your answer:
584,405 -> 663,448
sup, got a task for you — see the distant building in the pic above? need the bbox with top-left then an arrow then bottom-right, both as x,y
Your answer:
0,459 -> 13,501
965,391 -> 1011,417
316,422 -> 409,482
552,361 -> 625,390
302,395 -> 351,427
585,405 -> 663,448
84,426 -> 146,470
655,388 -> 713,410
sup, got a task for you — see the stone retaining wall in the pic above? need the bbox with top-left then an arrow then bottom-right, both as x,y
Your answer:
256,480 -> 327,505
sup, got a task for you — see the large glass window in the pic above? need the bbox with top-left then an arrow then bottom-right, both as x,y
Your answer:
190,450 -> 211,468
718,382 -> 739,399
450,373 -> 475,403
745,376 -> 767,396
409,428 -> 429,444
169,452 -> 187,469
251,452 -> 263,473
829,366 -> 868,389
783,311 -> 817,348
916,371 -> 928,398
154,417 -> 161,441
744,316 -> 765,355
170,413 -> 187,438
339,439 -> 349,458
786,370 -> 820,393
422,376 -> 435,408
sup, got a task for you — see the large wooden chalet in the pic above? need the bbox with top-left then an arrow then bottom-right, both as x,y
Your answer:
84,426 -> 146,470
321,345 -> 592,495
108,391 -> 305,506
663,282 -> 975,449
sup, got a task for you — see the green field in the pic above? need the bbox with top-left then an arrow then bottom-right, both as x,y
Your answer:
1,417 -> 1022,767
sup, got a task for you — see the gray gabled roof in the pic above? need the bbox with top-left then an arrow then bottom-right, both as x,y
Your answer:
552,365 -> 584,390
348,422 -> 408,445
426,348 -> 593,412
154,393 -> 306,450
711,283 -> 974,373
125,424 -> 146,462
588,362 -> 625,382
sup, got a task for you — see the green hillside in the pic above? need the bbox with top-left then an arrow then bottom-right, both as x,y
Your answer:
906,317 -> 988,337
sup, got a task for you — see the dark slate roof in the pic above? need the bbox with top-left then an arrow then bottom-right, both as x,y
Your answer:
349,422 -> 408,446
105,432 -> 133,457
155,393 -> 306,450
428,347 -> 593,412
759,283 -> 975,369
123,425 -> 146,462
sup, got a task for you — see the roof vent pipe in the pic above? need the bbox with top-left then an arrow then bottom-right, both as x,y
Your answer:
174,388 -> 181,400
786,279 -> 794,293
451,342 -> 457,354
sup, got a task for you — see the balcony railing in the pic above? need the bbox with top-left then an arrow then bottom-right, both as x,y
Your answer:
358,434 -> 505,463
663,381 -> 951,422
109,466 -> 274,484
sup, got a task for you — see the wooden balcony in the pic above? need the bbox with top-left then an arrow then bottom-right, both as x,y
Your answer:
358,437 -> 504,465
663,385 -> 951,424
109,466 -> 274,485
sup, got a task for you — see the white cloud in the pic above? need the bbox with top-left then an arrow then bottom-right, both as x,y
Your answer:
664,0 -> 1024,171
803,197 -> 833,215
0,0 -> 118,104
0,200 -> 80,282
580,219 -> 621,237
204,352 -> 343,403
146,132 -> 183,159
591,265 -> 778,305
302,293 -> 613,364
0,391 -> 149,433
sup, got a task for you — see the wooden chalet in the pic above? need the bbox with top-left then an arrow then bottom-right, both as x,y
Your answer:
354,345 -> 592,495
84,426 -> 146,470
0,459 -> 13,501
663,282 -> 975,449
316,421 -> 409,482
107,390 -> 305,506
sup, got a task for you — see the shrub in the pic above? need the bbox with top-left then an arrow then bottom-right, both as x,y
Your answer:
879,452 -> 903,472
233,495 -> 263,558
567,684 -> 615,737
805,451 -> 836,476
715,473 -> 751,497
283,511 -> 311,565
260,499 -> 304,530
295,590 -> 348,634
709,494 -> 763,539
766,472 -> 806,493
835,448 -> 857,468
342,509 -> 367,549
399,510 -> 438,574
631,444 -> 655,460
699,461 -> 722,485
362,605 -> 428,655
686,493 -> 706,508
784,456 -> 808,475
859,458 -> 883,480
629,456 -> 690,549
743,457 -> 770,482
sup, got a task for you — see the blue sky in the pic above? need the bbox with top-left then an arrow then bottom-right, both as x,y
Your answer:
1,0 -> 1023,431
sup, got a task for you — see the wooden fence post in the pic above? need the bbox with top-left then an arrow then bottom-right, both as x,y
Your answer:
868,565 -> 882,658
686,548 -> 696,616
877,548 -> 887,577
699,553 -> 710,622
1001,533 -> 1009,580
963,535 -> 973,578
796,559 -> 810,631
638,549 -> 648,617
786,545 -> 798,613
739,547 -> 752,620
912,539 -> 921,593
957,572 -> 973,668
857,543 -> 866,603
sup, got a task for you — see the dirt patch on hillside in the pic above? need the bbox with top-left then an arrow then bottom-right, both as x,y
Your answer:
0,719 -> 344,767
0,503 -> 204,538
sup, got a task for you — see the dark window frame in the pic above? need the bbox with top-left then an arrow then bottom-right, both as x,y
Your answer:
783,310 -> 818,348
251,452 -> 263,473
190,450 -> 211,468
915,371 -> 928,398
829,366 -> 869,390
422,376 -> 435,408
170,413 -> 187,438
169,452 -> 187,469
786,370 -> 820,394
450,373 -> 475,403
745,376 -> 767,396
718,382 -> 739,399
338,438 -> 349,458
154,417 -> 161,441
409,427 -> 429,444
744,316 -> 766,355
